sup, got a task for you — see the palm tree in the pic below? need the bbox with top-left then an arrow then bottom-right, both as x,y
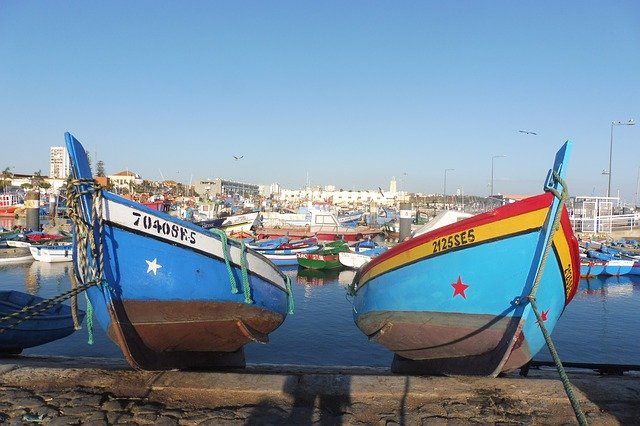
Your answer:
31,170 -> 46,190
1,167 -> 13,191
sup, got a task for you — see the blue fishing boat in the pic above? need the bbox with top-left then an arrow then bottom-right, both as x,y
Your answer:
586,251 -> 634,276
64,132 -> 293,370
249,237 -> 321,266
246,236 -> 290,251
579,259 -> 606,277
0,290 -> 85,354
350,141 -> 580,376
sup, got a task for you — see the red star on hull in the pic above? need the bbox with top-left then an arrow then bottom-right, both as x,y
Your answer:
451,275 -> 469,299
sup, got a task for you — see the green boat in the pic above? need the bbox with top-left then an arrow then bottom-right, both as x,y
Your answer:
296,240 -> 349,270
0,230 -> 19,244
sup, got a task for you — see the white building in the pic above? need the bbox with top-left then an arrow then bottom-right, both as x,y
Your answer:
108,170 -> 142,192
50,146 -> 70,179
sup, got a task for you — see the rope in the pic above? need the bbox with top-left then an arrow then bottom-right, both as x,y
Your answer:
0,279 -> 100,332
0,177 -> 106,334
285,275 -> 295,314
66,177 -> 109,343
525,171 -> 588,426
239,240 -> 252,304
208,227 -> 241,294
84,293 -> 95,345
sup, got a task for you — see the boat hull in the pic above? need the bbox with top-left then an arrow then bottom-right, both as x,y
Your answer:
297,253 -> 343,269
0,247 -> 33,264
30,244 -> 73,263
80,203 -> 289,370
0,290 -> 85,354
579,260 -> 606,277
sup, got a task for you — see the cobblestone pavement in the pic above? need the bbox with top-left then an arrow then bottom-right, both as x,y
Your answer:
1,356 -> 639,425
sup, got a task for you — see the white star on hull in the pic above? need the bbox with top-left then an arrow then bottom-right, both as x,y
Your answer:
146,258 -> 162,275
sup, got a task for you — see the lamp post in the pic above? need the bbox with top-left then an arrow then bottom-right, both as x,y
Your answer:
607,119 -> 635,197
490,155 -> 506,196
443,168 -> 454,207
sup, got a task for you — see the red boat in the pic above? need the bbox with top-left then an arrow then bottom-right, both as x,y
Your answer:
25,233 -> 67,243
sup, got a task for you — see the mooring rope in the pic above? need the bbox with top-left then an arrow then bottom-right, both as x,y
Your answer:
0,279 -> 100,332
0,177 -> 105,333
66,177 -> 109,343
525,171 -> 588,426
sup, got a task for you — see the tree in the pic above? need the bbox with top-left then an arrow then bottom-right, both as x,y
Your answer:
87,153 -> 93,175
1,167 -> 13,190
96,160 -> 106,177
31,170 -> 46,190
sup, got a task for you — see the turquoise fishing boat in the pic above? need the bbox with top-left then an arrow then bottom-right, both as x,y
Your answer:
350,141 -> 580,376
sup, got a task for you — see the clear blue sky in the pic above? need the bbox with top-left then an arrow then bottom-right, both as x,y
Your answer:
1,2 -> 639,202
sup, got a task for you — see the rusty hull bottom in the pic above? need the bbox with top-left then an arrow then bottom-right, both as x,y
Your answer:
357,311 -> 531,376
106,299 -> 285,371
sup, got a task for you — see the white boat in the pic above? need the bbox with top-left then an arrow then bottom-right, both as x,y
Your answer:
339,246 -> 388,269
218,211 -> 260,235
262,208 -> 355,234
6,240 -> 32,248
0,247 -> 33,264
29,243 -> 74,263
412,210 -> 474,237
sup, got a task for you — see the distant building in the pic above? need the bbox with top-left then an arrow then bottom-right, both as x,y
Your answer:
108,170 -> 141,192
389,177 -> 397,193
193,178 -> 259,199
50,146 -> 70,179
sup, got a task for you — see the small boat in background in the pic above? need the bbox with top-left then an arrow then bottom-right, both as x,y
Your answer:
0,290 -> 85,354
339,246 -> 388,269
586,250 -> 634,276
30,242 -> 74,263
0,229 -> 20,245
218,211 -> 260,235
0,193 -> 23,217
297,240 -> 349,270
579,259 -> 606,277
0,247 -> 33,264
250,237 -> 321,266
26,233 -> 68,244
247,236 -> 290,251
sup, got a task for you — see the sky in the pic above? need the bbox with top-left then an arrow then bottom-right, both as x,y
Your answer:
1,2 -> 639,203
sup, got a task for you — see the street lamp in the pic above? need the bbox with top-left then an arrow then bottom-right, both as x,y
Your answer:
607,119 -> 635,197
443,168 -> 454,207
490,155 -> 506,196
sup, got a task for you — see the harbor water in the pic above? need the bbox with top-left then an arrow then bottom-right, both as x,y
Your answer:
1,258 -> 639,368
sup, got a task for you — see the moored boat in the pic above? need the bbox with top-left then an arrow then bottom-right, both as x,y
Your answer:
29,242 -> 74,263
297,240 -> 349,270
0,247 -> 33,264
339,246 -> 389,269
586,250 -> 634,276
64,132 -> 294,370
349,141 -> 580,376
0,290 -> 85,354
579,259 -> 606,277
254,238 -> 322,266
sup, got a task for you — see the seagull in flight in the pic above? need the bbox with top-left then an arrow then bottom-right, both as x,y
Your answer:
233,155 -> 244,160
518,130 -> 537,135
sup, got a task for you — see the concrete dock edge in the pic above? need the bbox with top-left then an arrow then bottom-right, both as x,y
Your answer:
1,355 -> 639,424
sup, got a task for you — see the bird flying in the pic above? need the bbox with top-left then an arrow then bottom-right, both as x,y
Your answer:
233,155 -> 244,160
518,130 -> 537,135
